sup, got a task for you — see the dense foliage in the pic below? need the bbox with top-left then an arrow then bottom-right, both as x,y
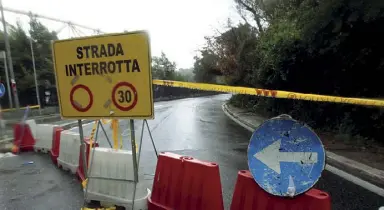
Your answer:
151,52 -> 193,81
194,0 -> 384,142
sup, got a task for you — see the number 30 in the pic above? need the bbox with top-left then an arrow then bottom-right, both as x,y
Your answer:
118,90 -> 131,103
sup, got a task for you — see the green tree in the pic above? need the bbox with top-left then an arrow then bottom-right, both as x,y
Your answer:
0,19 -> 58,107
193,49 -> 219,83
152,52 -> 176,80
7,21 -> 34,91
234,0 -> 267,33
178,68 -> 195,82
29,18 -> 58,85
0,19 -> 58,91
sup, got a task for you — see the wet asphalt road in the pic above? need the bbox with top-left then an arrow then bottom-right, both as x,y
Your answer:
1,94 -> 384,209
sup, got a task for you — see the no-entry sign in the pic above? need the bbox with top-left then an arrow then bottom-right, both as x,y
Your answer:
52,31 -> 154,119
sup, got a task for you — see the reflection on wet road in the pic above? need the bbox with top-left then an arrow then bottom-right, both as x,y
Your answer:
70,94 -> 249,153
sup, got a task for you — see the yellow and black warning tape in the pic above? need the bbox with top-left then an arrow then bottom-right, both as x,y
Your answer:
153,80 -> 384,107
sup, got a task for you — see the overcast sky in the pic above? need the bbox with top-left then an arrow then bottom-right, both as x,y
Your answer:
1,0 -> 241,69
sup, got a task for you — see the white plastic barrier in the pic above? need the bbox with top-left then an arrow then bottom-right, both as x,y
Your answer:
25,119 -> 37,139
34,124 -> 58,153
57,130 -> 81,174
86,147 -> 150,210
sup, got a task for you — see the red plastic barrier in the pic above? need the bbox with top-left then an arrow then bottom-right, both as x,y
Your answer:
148,152 -> 224,210
148,153 -> 185,210
13,123 -> 36,152
76,138 -> 99,182
50,127 -> 63,165
230,170 -> 331,210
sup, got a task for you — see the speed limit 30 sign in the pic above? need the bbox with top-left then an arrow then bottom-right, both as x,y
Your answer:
52,31 -> 154,119
112,82 -> 138,111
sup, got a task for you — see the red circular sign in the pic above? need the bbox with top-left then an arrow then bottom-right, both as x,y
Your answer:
111,82 -> 138,111
70,84 -> 93,112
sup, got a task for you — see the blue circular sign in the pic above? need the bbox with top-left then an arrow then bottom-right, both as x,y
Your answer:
0,83 -> 5,98
247,115 -> 325,197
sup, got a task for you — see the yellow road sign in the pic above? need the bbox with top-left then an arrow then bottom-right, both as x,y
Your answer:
52,31 -> 154,119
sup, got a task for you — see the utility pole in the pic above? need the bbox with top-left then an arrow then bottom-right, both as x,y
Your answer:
0,0 -> 20,110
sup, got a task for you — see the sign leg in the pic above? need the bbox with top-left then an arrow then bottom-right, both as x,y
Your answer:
130,119 -> 138,209
137,120 -> 145,167
82,119 -> 100,207
78,119 -> 88,179
98,121 -> 113,148
145,119 -> 158,157
88,119 -> 100,173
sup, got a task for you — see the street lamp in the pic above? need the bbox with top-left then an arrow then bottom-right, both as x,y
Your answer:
29,37 -> 42,114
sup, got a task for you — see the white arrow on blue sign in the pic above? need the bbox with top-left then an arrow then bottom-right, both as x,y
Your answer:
0,83 -> 5,98
247,115 -> 325,197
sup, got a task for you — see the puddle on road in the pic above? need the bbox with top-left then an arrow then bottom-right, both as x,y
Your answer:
0,168 -> 19,174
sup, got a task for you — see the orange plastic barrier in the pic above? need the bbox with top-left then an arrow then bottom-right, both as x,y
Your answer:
148,152 -> 224,210
76,138 -> 99,182
230,170 -> 331,210
13,123 -> 36,152
50,127 -> 63,165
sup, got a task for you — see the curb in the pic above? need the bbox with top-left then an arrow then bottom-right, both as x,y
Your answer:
326,151 -> 384,189
0,119 -> 93,146
0,137 -> 13,153
0,137 -> 13,145
222,104 -> 259,132
4,115 -> 62,128
0,137 -> 13,142
60,120 -> 94,130
222,103 -> 384,189
35,115 -> 63,124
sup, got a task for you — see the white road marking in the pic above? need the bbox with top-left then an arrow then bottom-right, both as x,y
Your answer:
326,165 -> 384,197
